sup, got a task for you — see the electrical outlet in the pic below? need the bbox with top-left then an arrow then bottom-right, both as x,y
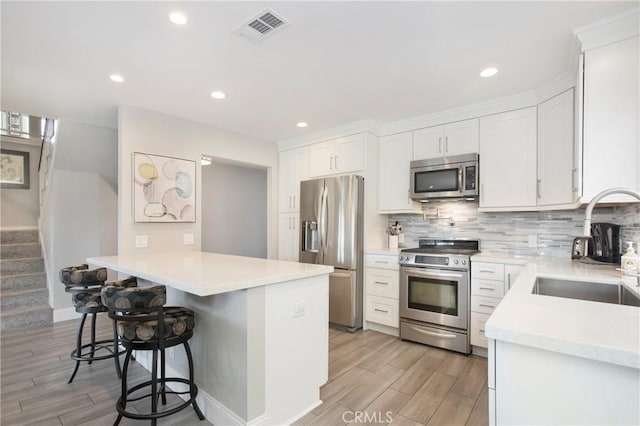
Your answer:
528,235 -> 537,248
135,235 -> 148,248
292,301 -> 305,318
183,233 -> 194,245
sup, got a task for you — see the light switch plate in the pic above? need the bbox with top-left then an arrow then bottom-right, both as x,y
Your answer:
135,235 -> 148,248
183,233 -> 195,245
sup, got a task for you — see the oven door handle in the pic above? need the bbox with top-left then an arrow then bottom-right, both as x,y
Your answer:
401,267 -> 464,280
407,325 -> 457,339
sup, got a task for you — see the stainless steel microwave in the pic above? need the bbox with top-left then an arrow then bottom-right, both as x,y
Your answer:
410,153 -> 479,200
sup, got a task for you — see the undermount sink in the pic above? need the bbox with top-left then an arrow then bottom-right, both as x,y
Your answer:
532,277 -> 640,307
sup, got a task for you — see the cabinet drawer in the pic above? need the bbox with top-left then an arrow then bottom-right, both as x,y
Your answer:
471,262 -> 505,281
365,295 -> 399,328
471,279 -> 505,298
365,254 -> 399,270
470,311 -> 491,348
471,295 -> 501,314
365,268 -> 399,299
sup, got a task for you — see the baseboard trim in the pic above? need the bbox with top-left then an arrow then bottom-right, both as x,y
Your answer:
53,307 -> 81,322
280,400 -> 323,426
0,226 -> 38,231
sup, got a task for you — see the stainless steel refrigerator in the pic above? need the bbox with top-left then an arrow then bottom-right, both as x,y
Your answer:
299,175 -> 364,331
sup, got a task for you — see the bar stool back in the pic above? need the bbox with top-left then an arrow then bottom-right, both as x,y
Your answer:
101,284 -> 205,425
59,264 -> 136,383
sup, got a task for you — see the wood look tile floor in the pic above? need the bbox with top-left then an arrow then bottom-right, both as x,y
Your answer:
1,318 -> 488,426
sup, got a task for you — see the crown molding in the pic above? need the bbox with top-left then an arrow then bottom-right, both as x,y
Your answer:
534,72 -> 575,105
574,7 -> 639,52
378,91 -> 537,137
277,119 -> 379,151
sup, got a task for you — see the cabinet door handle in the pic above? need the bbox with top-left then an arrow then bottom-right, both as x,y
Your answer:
445,136 -> 449,153
438,137 -> 442,153
479,328 -> 486,333
374,308 -> 389,313
329,156 -> 333,170
292,195 -> 296,209
507,273 -> 512,290
479,303 -> 495,308
374,260 -> 389,264
374,281 -> 389,285
479,269 -> 494,273
334,155 -> 338,169
479,286 -> 494,291
481,184 -> 485,203
537,179 -> 541,199
571,168 -> 578,192
292,219 -> 296,230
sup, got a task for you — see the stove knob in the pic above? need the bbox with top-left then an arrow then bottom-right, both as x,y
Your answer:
454,259 -> 459,264
462,260 -> 467,265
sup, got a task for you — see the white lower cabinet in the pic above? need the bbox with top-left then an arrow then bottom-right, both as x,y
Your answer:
364,253 -> 399,333
470,260 -> 525,349
278,213 -> 299,261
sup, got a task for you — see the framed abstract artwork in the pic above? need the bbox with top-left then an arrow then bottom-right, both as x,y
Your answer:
0,149 -> 30,189
133,152 -> 196,223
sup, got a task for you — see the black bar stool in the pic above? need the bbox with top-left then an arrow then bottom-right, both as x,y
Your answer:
60,264 -> 136,383
101,284 -> 205,425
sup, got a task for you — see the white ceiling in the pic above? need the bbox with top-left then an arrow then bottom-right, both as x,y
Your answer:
1,1 -> 636,143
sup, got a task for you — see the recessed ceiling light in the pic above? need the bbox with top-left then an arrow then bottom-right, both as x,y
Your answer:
109,74 -> 125,83
201,155 -> 212,166
296,122 -> 308,128
480,67 -> 498,78
169,12 -> 188,25
210,91 -> 226,100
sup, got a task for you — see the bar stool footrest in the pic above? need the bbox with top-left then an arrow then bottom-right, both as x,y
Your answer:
116,378 -> 199,421
69,339 -> 126,362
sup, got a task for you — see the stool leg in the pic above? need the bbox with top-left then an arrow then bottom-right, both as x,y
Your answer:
67,313 -> 87,384
112,320 -> 122,379
151,349 -> 158,426
114,348 -> 132,426
184,342 -> 205,421
160,349 -> 167,405
88,313 -> 97,365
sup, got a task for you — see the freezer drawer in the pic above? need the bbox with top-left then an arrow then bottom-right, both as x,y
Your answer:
329,270 -> 360,328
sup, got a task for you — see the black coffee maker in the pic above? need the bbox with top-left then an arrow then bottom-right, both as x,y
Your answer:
588,222 -> 622,264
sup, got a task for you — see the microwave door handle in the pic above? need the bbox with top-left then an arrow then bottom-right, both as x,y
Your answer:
458,167 -> 463,192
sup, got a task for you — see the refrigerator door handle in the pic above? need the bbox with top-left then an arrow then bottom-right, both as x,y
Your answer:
319,185 -> 328,259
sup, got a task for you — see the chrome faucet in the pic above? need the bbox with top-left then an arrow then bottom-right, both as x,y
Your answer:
583,187 -> 640,236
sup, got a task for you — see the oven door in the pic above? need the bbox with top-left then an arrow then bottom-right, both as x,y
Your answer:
400,266 -> 468,330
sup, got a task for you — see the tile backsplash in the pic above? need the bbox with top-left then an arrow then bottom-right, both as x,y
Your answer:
389,202 -> 640,258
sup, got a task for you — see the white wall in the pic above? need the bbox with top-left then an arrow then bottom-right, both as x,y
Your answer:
0,140 -> 41,228
118,106 -> 278,257
46,170 -> 117,312
55,120 -> 118,190
201,161 -> 268,258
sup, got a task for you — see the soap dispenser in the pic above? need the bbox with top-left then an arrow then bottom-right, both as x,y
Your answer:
621,242 -> 639,273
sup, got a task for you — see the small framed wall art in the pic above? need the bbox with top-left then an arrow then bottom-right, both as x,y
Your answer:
133,152 -> 196,223
0,149 -> 30,189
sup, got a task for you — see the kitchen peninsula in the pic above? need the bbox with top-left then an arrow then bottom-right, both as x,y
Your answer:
87,251 -> 333,426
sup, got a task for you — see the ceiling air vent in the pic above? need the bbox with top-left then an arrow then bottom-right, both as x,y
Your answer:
233,8 -> 290,43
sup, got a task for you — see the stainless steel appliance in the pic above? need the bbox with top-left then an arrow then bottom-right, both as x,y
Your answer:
299,175 -> 364,331
399,239 -> 480,354
410,153 -> 479,201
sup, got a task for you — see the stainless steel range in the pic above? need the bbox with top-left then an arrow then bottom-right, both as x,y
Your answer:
398,239 -> 480,354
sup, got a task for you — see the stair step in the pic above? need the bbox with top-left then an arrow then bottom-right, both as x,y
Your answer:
1,306 -> 53,331
1,243 -> 41,260
0,288 -> 49,310
1,272 -> 47,291
0,229 -> 39,245
0,258 -> 44,276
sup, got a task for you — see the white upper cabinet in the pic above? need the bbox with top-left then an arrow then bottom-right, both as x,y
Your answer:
279,146 -> 309,213
582,36 -> 639,203
308,134 -> 364,177
479,108 -> 537,209
413,118 -> 479,160
378,132 -> 421,213
537,89 -> 577,207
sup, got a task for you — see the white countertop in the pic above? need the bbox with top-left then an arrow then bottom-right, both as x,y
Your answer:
485,257 -> 640,369
471,251 -> 534,265
87,251 -> 334,297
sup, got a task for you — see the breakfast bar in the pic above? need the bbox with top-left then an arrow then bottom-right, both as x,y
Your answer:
88,251 -> 333,426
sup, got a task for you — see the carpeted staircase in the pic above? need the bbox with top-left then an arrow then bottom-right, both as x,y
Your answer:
1,229 -> 53,331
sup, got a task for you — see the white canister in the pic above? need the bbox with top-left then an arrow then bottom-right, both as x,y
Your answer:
388,235 -> 399,249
